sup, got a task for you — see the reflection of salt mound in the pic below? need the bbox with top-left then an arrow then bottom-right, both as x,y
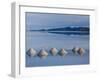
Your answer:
78,48 -> 85,56
38,49 -> 48,58
50,48 -> 58,56
72,47 -> 79,54
59,49 -> 68,56
27,48 -> 37,57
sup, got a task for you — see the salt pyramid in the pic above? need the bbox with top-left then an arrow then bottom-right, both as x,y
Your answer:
59,48 -> 68,56
78,48 -> 85,56
50,48 -> 58,56
72,47 -> 79,54
27,48 -> 37,57
38,49 -> 48,58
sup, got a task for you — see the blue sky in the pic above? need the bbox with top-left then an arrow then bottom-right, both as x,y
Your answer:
26,12 -> 89,30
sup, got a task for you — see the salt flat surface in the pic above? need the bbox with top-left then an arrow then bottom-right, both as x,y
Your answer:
26,31 -> 89,67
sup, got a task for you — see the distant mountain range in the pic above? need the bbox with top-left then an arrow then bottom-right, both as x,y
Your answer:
29,27 -> 89,32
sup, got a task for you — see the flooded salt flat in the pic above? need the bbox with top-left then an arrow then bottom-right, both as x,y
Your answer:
26,31 -> 89,67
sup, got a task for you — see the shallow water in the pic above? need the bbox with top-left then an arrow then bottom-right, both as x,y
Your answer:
26,31 -> 89,67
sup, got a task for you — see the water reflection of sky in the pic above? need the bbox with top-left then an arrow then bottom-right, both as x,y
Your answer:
25,13 -> 90,67
26,12 -> 89,30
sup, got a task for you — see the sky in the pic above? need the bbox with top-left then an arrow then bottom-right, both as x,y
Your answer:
26,12 -> 89,30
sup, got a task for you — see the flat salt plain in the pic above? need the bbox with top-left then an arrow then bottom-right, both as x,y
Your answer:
26,31 -> 89,67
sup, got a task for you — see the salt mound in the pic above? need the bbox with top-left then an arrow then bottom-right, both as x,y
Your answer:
59,48 -> 68,56
27,48 -> 37,57
72,47 -> 79,54
78,48 -> 85,56
50,48 -> 58,56
38,49 -> 48,58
